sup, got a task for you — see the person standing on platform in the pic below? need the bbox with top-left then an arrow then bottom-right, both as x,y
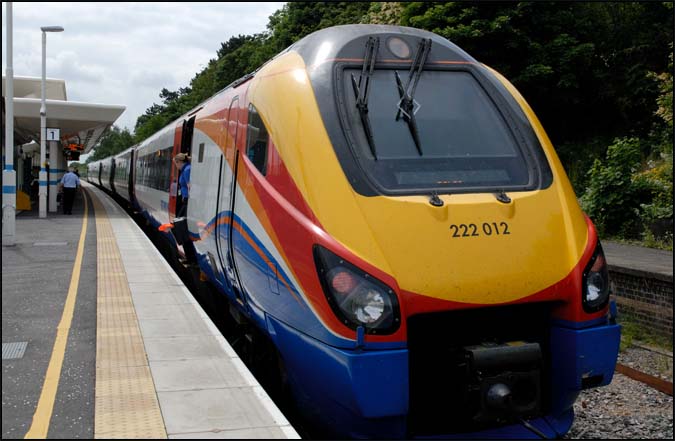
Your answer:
59,167 -> 80,215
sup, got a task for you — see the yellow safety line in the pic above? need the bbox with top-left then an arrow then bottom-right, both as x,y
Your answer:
25,189 -> 89,439
91,187 -> 167,439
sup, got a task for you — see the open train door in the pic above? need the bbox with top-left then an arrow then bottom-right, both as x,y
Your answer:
168,115 -> 196,218
215,97 -> 246,305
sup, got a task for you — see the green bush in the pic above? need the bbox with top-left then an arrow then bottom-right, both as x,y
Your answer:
580,137 -> 649,238
580,135 -> 673,245
557,136 -> 612,193
635,154 -> 674,244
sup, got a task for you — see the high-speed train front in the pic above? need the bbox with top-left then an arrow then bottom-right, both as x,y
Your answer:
237,25 -> 621,438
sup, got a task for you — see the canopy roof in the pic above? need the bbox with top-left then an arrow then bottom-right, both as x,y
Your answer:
2,76 -> 125,153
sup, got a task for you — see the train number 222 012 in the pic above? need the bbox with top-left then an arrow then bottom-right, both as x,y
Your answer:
449,222 -> 510,238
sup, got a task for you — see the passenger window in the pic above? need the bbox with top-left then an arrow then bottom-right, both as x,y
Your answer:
246,104 -> 269,175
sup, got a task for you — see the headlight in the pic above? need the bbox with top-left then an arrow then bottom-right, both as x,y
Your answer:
314,245 -> 400,334
582,242 -> 610,313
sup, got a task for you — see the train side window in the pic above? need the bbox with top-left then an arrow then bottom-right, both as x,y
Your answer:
198,143 -> 205,163
161,146 -> 172,189
246,104 -> 269,176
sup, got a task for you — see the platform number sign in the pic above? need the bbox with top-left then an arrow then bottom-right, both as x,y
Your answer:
46,128 -> 60,141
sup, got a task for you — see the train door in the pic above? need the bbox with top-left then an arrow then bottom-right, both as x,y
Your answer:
181,116 -> 195,155
215,97 -> 246,305
110,159 -> 117,194
169,116 -> 196,218
128,150 -> 136,205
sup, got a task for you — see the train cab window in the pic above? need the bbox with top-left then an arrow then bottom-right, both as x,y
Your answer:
339,67 -> 537,195
246,104 -> 269,176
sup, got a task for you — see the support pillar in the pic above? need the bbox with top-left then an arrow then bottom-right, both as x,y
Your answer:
3,2 -> 16,245
48,141 -> 58,212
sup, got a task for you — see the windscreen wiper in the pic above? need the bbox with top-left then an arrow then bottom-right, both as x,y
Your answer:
395,38 -> 432,156
351,36 -> 380,159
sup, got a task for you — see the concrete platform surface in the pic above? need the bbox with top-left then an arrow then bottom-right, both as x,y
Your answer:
2,184 -> 300,439
603,240 -> 673,279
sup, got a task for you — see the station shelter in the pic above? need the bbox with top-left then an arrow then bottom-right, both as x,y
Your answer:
2,75 -> 125,212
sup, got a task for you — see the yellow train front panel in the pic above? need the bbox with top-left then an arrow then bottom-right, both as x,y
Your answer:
248,48 -> 595,338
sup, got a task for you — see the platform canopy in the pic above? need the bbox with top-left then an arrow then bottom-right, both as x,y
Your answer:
2,76 -> 126,154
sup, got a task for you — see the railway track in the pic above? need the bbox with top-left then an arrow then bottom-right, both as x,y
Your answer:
615,362 -> 673,396
615,341 -> 673,396
568,344 -> 673,439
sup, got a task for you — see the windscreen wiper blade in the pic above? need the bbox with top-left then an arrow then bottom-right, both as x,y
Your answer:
351,36 -> 380,159
395,38 -> 432,156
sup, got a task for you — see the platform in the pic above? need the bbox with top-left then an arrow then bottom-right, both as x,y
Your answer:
603,240 -> 673,280
2,182 -> 300,439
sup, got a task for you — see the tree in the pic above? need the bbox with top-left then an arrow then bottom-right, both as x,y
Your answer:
213,33 -> 273,91
68,162 -> 87,176
133,2 -> 373,142
87,126 -> 135,162
267,2 -> 372,51
399,2 -> 672,145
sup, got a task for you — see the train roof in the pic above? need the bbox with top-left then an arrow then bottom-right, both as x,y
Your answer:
287,24 -> 477,67
114,145 -> 137,158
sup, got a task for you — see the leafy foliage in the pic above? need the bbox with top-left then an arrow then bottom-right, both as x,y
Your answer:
580,137 -> 648,238
86,126 -> 135,163
213,33 -> 273,91
581,135 -> 673,245
399,2 -> 673,145
68,162 -> 87,176
266,2 -> 372,50
131,2 -> 372,143
364,2 -> 403,25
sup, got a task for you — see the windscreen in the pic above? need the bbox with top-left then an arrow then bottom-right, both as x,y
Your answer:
341,68 -> 532,193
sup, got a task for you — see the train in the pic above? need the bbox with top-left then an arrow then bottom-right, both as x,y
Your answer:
87,24 -> 621,439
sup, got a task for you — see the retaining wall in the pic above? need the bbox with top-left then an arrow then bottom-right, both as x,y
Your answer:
609,265 -> 673,341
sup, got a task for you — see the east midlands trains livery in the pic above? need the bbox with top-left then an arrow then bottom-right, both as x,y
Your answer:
88,25 -> 621,439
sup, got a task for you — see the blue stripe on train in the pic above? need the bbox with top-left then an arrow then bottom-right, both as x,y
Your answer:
192,209 -> 300,297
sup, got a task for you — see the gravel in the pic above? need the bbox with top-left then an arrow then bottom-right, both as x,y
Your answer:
565,345 -> 673,439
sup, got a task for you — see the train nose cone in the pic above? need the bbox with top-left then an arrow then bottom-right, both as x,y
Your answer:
486,383 -> 512,410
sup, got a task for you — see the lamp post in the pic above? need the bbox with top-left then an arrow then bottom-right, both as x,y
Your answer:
39,25 -> 64,218
3,2 -> 15,246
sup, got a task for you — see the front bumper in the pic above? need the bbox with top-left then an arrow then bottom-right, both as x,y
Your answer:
266,307 -> 621,439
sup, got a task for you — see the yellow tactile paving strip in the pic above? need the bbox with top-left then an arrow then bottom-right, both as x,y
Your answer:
92,191 -> 167,439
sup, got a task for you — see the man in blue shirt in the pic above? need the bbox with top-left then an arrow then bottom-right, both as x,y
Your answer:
172,153 -> 197,266
59,168 -> 80,215
174,153 -> 191,217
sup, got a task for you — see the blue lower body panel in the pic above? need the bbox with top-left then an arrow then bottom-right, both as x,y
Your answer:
267,316 -> 409,438
549,321 -> 622,415
266,314 -> 621,439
